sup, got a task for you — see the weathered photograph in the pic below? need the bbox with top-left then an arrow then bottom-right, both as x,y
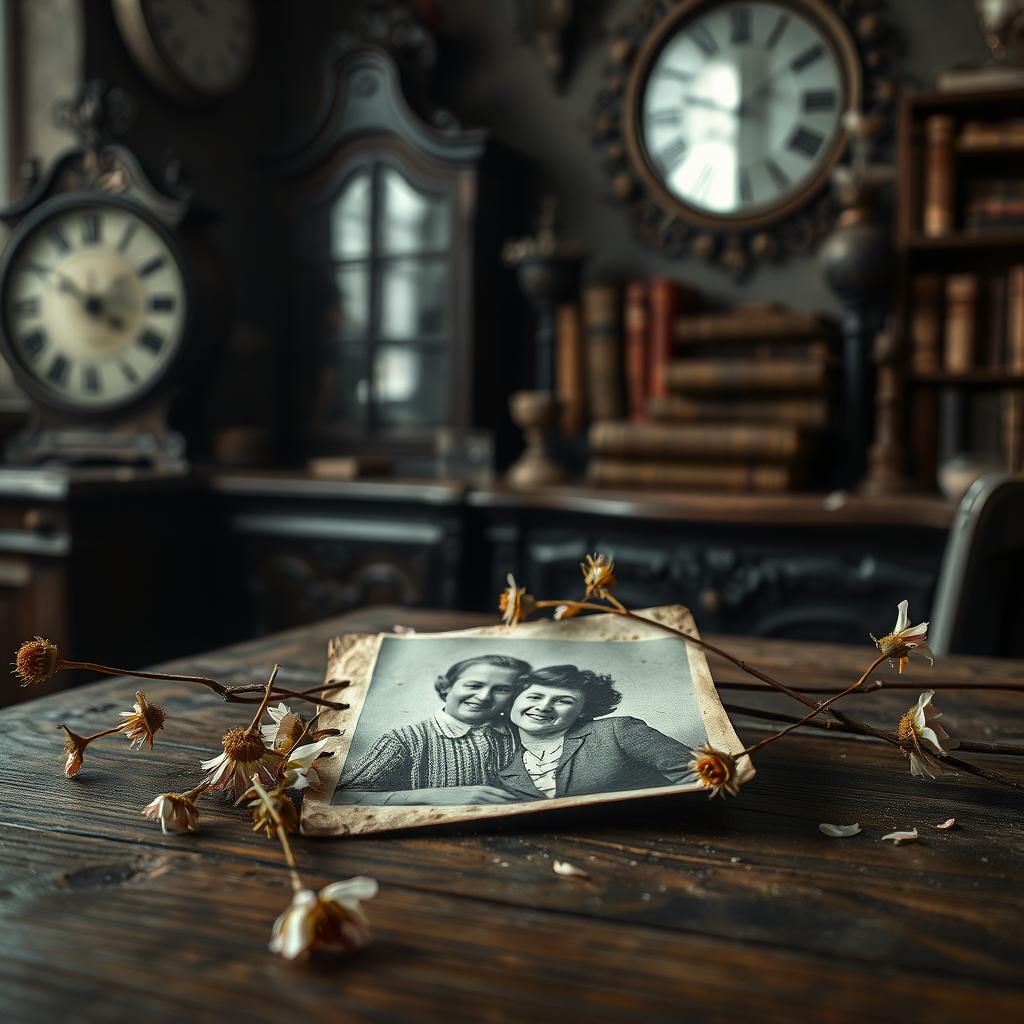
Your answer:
305,607 -> 751,835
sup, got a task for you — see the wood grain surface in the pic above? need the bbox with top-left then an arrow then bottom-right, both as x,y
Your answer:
1,607 -> 1022,1023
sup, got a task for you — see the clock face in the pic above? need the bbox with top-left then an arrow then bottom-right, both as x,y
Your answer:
121,0 -> 256,98
638,1 -> 848,219
0,199 -> 188,412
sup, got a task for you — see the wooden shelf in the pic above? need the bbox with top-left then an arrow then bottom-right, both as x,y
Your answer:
903,231 -> 1024,251
911,371 -> 1024,388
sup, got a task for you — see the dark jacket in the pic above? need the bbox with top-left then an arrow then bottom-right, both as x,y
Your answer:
496,716 -> 696,800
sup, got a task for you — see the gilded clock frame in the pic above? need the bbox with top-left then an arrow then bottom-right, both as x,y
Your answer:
593,0 -> 893,274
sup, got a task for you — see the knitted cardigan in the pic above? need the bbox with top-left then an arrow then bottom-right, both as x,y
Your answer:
338,718 -> 515,792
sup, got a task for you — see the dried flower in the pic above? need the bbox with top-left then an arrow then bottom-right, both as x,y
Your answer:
553,603 -> 581,621
881,829 -> 919,844
280,737 -> 332,791
499,573 -> 536,626
200,726 -> 283,801
269,878 -> 378,960
142,793 -> 200,834
244,783 -> 299,837
690,744 -> 740,798
14,636 -> 62,686
935,818 -> 957,830
897,690 -> 958,779
118,690 -> 166,750
819,823 -> 861,838
871,600 -> 934,674
581,553 -> 616,599
261,703 -> 309,755
60,725 -> 89,778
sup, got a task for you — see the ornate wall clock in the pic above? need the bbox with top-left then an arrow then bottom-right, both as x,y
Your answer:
112,0 -> 256,101
0,82 -> 220,467
592,0 -> 894,274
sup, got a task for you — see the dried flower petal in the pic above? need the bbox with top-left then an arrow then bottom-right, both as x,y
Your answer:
269,877 -> 378,960
580,553 -> 616,599
280,736 -> 332,791
689,744 -> 740,798
142,793 -> 200,834
881,829 -> 919,844
14,636 -> 62,686
119,691 -> 166,750
552,860 -> 590,878
260,702 -> 309,755
935,818 -> 956,830
553,603 -> 580,621
818,822 -> 861,838
392,624 -> 416,635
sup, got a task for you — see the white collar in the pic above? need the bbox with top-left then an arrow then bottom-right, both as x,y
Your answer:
518,731 -> 567,758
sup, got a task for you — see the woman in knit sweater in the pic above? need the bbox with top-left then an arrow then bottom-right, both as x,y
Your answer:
334,653 -> 532,806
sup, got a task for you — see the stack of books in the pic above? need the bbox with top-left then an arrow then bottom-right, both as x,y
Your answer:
583,301 -> 837,493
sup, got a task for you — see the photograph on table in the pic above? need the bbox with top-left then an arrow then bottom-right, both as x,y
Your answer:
302,606 -> 753,836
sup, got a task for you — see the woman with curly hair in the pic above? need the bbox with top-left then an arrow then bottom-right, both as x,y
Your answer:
494,664 -> 697,799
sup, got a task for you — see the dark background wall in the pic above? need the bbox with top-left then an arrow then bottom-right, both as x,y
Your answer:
75,0 -> 991,448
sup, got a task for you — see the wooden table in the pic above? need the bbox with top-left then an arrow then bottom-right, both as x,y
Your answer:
1,607 -> 1022,1022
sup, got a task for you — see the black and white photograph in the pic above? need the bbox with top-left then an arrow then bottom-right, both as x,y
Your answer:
305,606 -> 751,835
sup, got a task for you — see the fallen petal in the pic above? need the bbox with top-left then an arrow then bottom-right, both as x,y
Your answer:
882,829 -> 919,844
819,822 -> 861,838
552,860 -> 590,879
935,818 -> 956,830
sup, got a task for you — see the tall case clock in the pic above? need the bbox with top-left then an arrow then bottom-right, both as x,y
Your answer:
0,83 -> 222,468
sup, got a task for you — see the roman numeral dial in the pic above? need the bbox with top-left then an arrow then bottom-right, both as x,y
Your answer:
637,1 -> 847,216
0,200 -> 188,410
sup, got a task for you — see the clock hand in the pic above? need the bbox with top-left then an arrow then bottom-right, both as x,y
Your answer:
685,95 -> 739,115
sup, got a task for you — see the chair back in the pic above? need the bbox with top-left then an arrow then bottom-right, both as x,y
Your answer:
930,473 -> 1024,657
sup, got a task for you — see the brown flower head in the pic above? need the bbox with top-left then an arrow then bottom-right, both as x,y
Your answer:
119,691 -> 166,750
499,573 -> 536,627
200,727 -> 283,801
553,603 -> 581,621
871,600 -> 934,675
142,792 -> 200,834
243,782 -> 300,838
581,553 -> 616,599
14,637 -> 62,687
269,878 -> 378,960
260,702 -> 309,755
690,744 -> 740,798
60,725 -> 89,779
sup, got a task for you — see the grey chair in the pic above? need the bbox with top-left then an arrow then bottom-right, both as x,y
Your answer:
930,473 -> 1024,658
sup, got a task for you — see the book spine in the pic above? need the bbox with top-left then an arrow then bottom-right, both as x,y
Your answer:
1007,265 -> 1024,373
589,420 -> 803,459
673,311 -> 831,341
909,274 -> 942,373
944,274 -> 977,373
923,115 -> 955,238
648,395 -> 828,428
647,278 -> 677,401
581,283 -> 623,422
665,359 -> 827,392
587,458 -> 792,493
556,303 -> 586,435
623,281 -> 649,421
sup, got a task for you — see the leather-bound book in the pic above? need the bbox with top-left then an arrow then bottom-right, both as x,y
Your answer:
1007,265 -> 1024,373
984,275 -> 1009,370
555,303 -> 586,435
648,394 -> 829,428
649,278 -> 701,399
673,307 -> 835,342
589,420 -> 803,460
581,282 -> 623,422
909,274 -> 942,373
943,274 -> 977,373
587,458 -> 793,493
623,281 -> 649,421
665,358 -> 828,392
924,115 -> 955,238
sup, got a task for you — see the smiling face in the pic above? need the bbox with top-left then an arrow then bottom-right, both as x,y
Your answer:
511,684 -> 587,738
442,664 -> 523,725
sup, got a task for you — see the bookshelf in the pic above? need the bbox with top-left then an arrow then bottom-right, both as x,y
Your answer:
895,87 -> 1024,492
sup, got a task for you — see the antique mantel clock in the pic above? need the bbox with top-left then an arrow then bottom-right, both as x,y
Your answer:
0,83 -> 216,467
593,0 -> 894,274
